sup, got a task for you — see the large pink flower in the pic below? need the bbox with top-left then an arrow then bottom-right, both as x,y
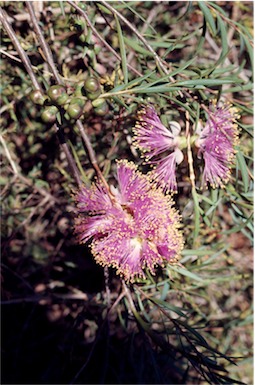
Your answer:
133,105 -> 183,193
197,103 -> 239,188
74,160 -> 183,282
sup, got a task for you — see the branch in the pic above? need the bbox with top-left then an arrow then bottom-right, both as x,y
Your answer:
0,133 -> 19,174
56,129 -> 83,187
186,111 -> 196,189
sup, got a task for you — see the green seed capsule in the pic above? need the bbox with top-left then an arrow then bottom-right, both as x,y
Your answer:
67,104 -> 82,119
47,85 -> 67,103
84,77 -> 100,93
67,99 -> 85,119
41,105 -> 58,123
30,90 -> 46,105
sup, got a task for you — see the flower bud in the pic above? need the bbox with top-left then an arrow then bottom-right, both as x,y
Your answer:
41,105 -> 58,123
91,98 -> 105,108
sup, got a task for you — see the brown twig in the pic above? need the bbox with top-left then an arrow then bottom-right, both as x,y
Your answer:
0,133 -> 19,175
75,120 -> 110,193
67,0 -> 143,77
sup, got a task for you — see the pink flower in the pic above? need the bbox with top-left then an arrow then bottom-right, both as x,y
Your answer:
74,160 -> 183,282
197,102 -> 239,188
133,105 -> 183,193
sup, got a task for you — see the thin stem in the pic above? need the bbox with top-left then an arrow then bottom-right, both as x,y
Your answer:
0,7 -> 41,91
186,111 -> 200,247
104,267 -> 111,309
0,133 -> 19,174
67,0 -> 143,77
186,112 -> 196,189
0,48 -> 57,78
26,1 -> 63,85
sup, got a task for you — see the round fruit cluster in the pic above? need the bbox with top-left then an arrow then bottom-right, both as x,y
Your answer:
30,76 -> 109,124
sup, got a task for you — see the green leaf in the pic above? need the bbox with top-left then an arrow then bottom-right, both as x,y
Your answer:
109,70 -> 156,94
242,33 -> 254,70
69,141 -> 90,186
236,150 -> 249,193
217,13 -> 229,61
124,36 -> 154,56
168,265 -> 204,282
181,249 -> 215,257
149,297 -> 188,318
198,2 -> 217,35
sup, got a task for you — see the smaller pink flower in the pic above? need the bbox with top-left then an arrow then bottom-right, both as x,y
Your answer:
197,102 -> 239,188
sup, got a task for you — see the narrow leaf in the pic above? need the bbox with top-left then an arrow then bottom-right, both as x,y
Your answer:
168,265 -> 204,282
199,2 -> 217,35
236,150 -> 249,193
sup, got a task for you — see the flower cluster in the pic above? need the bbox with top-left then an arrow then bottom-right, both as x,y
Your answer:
74,160 -> 183,282
133,105 -> 184,193
196,102 -> 239,188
